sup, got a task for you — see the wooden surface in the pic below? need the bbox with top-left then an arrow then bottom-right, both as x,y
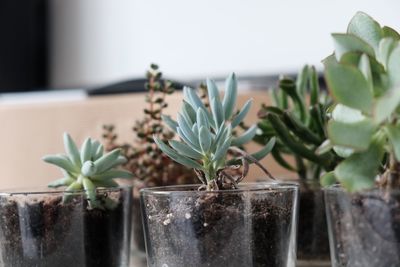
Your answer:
0,90 -> 292,189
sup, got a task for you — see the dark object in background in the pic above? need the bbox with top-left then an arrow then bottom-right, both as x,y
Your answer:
0,0 -> 48,92
88,78 -> 188,96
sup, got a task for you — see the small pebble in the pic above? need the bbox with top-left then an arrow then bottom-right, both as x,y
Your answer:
185,213 -> 191,219
163,219 -> 171,225
203,223 -> 208,227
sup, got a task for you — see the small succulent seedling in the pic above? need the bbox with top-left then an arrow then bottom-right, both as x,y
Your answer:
43,133 -> 132,208
255,65 -> 340,180
321,12 -> 400,191
155,73 -> 276,191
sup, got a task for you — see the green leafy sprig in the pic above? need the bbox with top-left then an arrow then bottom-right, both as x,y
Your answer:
255,65 -> 340,180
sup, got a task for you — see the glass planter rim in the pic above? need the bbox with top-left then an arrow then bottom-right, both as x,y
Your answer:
324,184 -> 400,195
140,181 -> 298,196
0,185 -> 132,196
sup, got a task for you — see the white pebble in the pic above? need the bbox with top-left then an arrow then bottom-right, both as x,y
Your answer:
163,219 -> 171,225
203,223 -> 208,227
185,213 -> 191,219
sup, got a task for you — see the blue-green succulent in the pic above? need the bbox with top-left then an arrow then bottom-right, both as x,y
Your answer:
43,133 -> 132,208
154,74 -> 275,190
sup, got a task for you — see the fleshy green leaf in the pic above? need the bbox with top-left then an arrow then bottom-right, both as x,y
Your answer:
206,79 -> 220,102
90,141 -> 101,160
373,46 -> 400,123
199,126 -> 212,153
177,127 -> 201,151
161,114 -> 178,132
251,137 -> 275,160
182,101 -> 196,125
92,169 -> 133,180
154,136 -> 203,169
63,133 -> 82,168
388,45 -> 400,86
358,53 -> 373,92
177,113 -> 199,147
222,73 -> 237,119
80,138 -> 92,164
231,99 -> 252,128
378,38 -> 396,67
332,33 -> 375,61
334,140 -> 384,192
382,26 -> 400,40
196,108 -> 209,131
42,154 -> 78,173
347,11 -> 383,50
212,137 -> 231,162
83,177 -> 99,208
94,144 -> 104,160
210,97 -> 224,128
94,149 -> 121,173
81,161 -> 97,177
231,125 -> 257,146
385,124 -> 400,161
48,177 -> 75,188
169,140 -> 203,160
324,55 -> 373,114
328,119 -> 376,150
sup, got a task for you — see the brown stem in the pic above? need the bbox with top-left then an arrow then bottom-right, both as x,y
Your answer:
388,155 -> 400,190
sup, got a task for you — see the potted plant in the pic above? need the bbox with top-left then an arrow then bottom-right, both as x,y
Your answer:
0,133 -> 133,267
102,64 -> 196,266
141,73 -> 299,267
254,65 -> 340,265
320,12 -> 400,267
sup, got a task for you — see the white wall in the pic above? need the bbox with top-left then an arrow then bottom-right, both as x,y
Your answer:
50,0 -> 400,88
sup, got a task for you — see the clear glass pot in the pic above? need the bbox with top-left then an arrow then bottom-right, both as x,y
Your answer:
141,182 -> 299,267
0,186 -> 132,267
297,179 -> 330,266
325,185 -> 400,267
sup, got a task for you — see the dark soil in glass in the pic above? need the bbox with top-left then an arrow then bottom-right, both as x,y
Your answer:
0,188 -> 132,267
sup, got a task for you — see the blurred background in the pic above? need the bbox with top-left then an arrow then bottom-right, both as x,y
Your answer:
0,0 -> 399,92
0,0 -> 399,187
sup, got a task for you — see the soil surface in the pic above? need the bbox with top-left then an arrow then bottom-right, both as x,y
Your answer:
0,191 -> 130,267
326,190 -> 400,267
142,188 -> 296,267
297,182 -> 330,261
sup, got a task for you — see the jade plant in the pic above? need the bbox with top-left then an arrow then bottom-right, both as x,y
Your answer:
321,12 -> 400,192
43,133 -> 132,208
103,64 -> 195,187
255,65 -> 340,180
155,73 -> 276,190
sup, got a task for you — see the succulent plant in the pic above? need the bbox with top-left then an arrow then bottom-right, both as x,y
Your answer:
155,73 -> 276,191
103,64 -> 195,188
321,12 -> 400,192
255,65 -> 340,180
43,133 -> 132,208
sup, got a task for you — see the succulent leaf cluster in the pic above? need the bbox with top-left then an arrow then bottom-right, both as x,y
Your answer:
155,74 -> 275,190
43,133 -> 132,208
322,12 -> 400,191
255,65 -> 340,180
103,64 -> 195,187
